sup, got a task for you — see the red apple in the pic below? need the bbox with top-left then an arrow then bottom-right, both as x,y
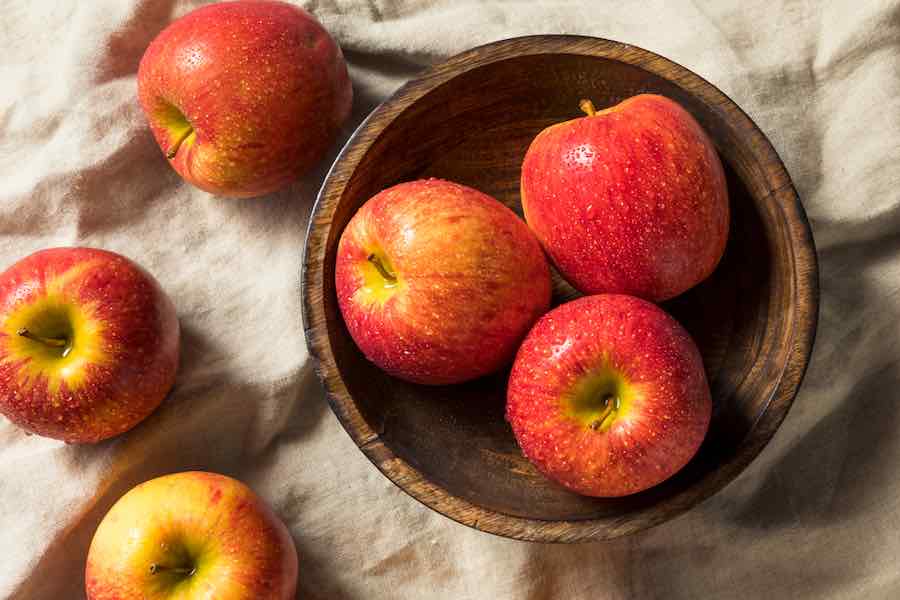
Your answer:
335,178 -> 551,385
138,0 -> 352,198
507,294 -> 711,497
86,471 -> 298,600
521,94 -> 729,301
0,247 -> 179,443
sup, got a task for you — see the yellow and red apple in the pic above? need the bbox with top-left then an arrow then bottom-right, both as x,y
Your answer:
0,247 -> 179,443
521,94 -> 729,301
138,0 -> 352,198
507,294 -> 711,497
335,178 -> 551,385
86,471 -> 298,600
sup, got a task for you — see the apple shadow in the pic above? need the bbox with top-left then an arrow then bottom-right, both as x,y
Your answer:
95,0 -> 180,83
0,115 -> 177,242
73,127 -> 181,238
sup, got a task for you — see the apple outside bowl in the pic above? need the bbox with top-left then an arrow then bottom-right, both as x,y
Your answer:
302,35 -> 819,542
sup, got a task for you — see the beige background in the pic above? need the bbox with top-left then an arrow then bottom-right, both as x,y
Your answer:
1,0 -> 899,597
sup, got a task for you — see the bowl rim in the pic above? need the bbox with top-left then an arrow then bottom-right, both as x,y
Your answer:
301,34 -> 820,543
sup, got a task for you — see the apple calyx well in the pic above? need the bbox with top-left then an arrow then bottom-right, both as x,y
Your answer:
579,98 -> 597,117
17,327 -> 72,358
589,393 -> 621,430
566,367 -> 631,432
367,253 -> 397,286
149,563 -> 196,577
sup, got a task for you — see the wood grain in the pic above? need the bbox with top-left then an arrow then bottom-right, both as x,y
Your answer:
302,35 -> 819,542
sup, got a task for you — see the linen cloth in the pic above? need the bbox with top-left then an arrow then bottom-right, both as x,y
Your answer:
1,0 -> 899,597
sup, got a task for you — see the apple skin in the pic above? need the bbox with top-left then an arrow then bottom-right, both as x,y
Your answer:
521,94 -> 729,302
506,294 -> 711,497
138,0 -> 352,198
85,471 -> 298,600
0,248 -> 179,443
335,178 -> 551,385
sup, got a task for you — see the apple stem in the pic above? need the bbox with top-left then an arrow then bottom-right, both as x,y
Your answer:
17,328 -> 67,348
166,126 -> 194,159
579,99 -> 597,117
367,254 -> 397,283
589,393 -> 620,430
149,564 -> 196,576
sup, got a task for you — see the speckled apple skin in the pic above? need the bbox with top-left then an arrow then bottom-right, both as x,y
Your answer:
0,248 -> 179,443
336,179 -> 552,385
138,0 -> 352,198
86,471 -> 298,600
521,94 -> 729,301
507,294 -> 711,497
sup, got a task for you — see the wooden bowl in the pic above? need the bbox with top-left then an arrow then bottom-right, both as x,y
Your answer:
302,36 -> 818,542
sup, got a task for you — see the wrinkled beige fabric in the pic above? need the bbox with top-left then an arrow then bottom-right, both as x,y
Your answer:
1,1 -> 898,598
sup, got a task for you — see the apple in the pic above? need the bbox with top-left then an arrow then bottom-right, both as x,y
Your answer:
335,178 -> 551,385
0,247 -> 179,443
85,471 -> 298,599
521,94 -> 729,301
138,0 -> 352,198
506,294 -> 711,497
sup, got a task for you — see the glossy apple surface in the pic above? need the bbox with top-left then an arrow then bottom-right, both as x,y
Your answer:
336,178 -> 551,385
86,471 -> 298,600
138,0 -> 352,198
521,94 -> 729,301
507,294 -> 711,497
0,247 -> 179,443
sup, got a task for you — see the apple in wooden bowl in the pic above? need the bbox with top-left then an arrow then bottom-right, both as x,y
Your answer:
302,36 -> 818,542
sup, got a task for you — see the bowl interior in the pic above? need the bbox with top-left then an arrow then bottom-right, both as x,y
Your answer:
309,45 -> 811,533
